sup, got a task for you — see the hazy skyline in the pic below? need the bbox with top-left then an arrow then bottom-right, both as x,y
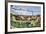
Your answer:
10,5 -> 41,16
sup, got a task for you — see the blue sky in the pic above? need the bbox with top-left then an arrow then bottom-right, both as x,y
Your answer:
10,5 -> 41,16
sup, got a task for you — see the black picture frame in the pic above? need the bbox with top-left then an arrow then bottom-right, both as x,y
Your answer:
5,0 -> 45,34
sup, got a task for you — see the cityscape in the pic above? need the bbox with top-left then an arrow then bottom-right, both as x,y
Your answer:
10,5 -> 41,28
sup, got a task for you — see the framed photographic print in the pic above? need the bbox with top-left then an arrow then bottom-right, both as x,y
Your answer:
5,0 -> 45,33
